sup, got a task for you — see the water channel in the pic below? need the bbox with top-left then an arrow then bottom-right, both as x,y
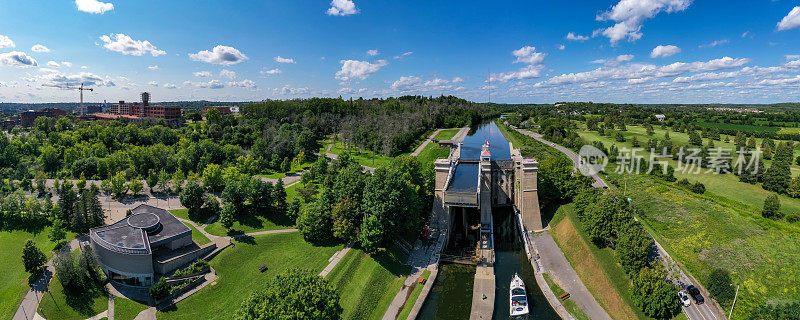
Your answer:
418,122 -> 558,319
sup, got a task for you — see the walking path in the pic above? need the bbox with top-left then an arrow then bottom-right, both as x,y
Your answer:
532,232 -> 611,320
410,129 -> 443,156
318,243 -> 353,278
13,239 -> 80,320
512,127 -> 607,188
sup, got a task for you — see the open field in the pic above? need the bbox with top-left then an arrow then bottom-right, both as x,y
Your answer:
157,232 -> 342,320
611,173 -> 800,318
694,121 -> 779,133
0,226 -> 67,320
329,141 -> 394,168
542,273 -> 591,320
548,203 -> 642,320
38,268 -> 108,320
114,297 -> 148,320
576,124 -> 800,219
203,182 -> 302,236
325,245 -> 411,320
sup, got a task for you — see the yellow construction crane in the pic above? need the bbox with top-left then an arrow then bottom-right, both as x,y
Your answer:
42,82 -> 94,115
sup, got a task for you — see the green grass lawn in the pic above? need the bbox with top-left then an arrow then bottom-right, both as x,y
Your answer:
113,297 -> 148,320
576,124 -> 800,219
542,273 -> 591,320
157,232 -> 342,320
182,221 -> 211,245
611,173 -> 800,318
205,213 -> 295,236
258,162 -> 312,180
325,245 -> 412,320
396,270 -> 431,320
0,226 -> 67,320
38,274 -> 108,320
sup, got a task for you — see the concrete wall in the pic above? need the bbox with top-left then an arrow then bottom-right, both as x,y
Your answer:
166,233 -> 193,250
90,240 -> 154,276
518,159 -> 542,230
154,243 -> 217,275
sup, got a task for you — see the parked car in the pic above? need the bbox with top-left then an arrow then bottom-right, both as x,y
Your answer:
678,290 -> 691,307
686,285 -> 705,305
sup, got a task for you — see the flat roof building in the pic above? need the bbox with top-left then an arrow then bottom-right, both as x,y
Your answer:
89,204 -> 208,287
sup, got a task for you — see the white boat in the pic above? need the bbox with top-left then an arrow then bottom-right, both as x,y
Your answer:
509,272 -> 530,316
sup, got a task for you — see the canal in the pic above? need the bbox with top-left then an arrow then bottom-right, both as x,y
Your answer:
418,121 -> 559,319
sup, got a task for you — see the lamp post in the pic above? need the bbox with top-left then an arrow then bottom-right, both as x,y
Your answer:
729,283 -> 740,319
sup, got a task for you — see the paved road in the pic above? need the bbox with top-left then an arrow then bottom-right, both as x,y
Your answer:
533,232 -> 612,320
410,129 -> 443,157
514,126 -> 726,320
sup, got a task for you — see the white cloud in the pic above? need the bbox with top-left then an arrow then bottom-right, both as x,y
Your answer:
276,85 -> 309,95
786,55 -> 800,61
47,61 -> 60,68
31,44 -> 50,53
452,77 -> 464,83
274,56 -> 295,64
595,0 -> 691,43
700,39 -> 729,48
393,51 -> 413,59
650,45 -> 681,58
326,0 -> 358,16
61,61 -> 72,67
741,31 -> 749,38
0,35 -> 14,48
40,71 -> 114,87
38,68 -> 59,73
778,7 -> 800,31
367,49 -> 379,56
260,68 -> 282,75
148,65 -> 159,70
148,81 -> 158,87
190,45 -> 248,65
0,51 -> 38,68
186,80 -> 225,89
75,0 -> 114,14
512,46 -> 547,64
335,59 -> 388,81
391,76 -> 422,89
193,71 -> 211,77
535,56 -> 749,87
220,69 -> 237,79
227,79 -> 256,88
81,66 -> 88,69
490,45 -> 547,82
558,44 -> 566,50
566,32 -> 589,41
163,83 -> 176,89
99,34 -> 166,56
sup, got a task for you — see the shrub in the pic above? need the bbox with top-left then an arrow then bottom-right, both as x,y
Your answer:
173,260 -> 210,277
762,194 -> 783,220
150,278 -> 171,300
676,178 -> 691,188
787,213 -> 800,223
707,268 -> 735,307
691,182 -> 705,194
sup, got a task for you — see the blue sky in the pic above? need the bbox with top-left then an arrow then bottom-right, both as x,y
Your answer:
2,0 -> 800,104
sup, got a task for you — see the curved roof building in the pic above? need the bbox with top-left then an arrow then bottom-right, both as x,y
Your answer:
90,204 -> 193,287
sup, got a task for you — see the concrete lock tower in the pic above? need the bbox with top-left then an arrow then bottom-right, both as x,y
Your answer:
517,158 -> 542,230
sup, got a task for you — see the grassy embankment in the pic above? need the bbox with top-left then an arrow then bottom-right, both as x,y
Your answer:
157,232 -> 342,320
181,221 -> 211,245
396,270 -> 431,320
38,276 -> 108,320
541,272 -> 591,320
325,244 -> 412,320
0,226 -> 71,320
114,297 -> 149,320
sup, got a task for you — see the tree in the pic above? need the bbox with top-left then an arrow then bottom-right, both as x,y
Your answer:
688,130 -> 702,146
691,182 -> 705,194
788,177 -> 800,198
763,142 -> 792,193
203,163 -> 225,192
747,301 -> 800,319
22,239 -> 47,274
50,219 -> 66,244
297,200 -> 333,243
615,131 -> 626,142
583,192 -> 633,248
359,214 -> 384,254
707,268 -> 735,307
632,265 -> 680,319
220,203 -> 235,230
147,169 -> 159,193
331,198 -> 361,242
180,180 -> 206,214
129,180 -> 144,197
221,179 -> 248,216
250,181 -> 273,216
235,268 -> 342,320
272,179 -> 288,216
631,136 -> 640,147
617,222 -> 654,275
150,278 -> 171,300
110,171 -> 128,198
762,194 -> 782,220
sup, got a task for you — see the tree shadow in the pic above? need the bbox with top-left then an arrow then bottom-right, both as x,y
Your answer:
62,285 -> 107,317
232,234 -> 256,245
371,243 -> 412,278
